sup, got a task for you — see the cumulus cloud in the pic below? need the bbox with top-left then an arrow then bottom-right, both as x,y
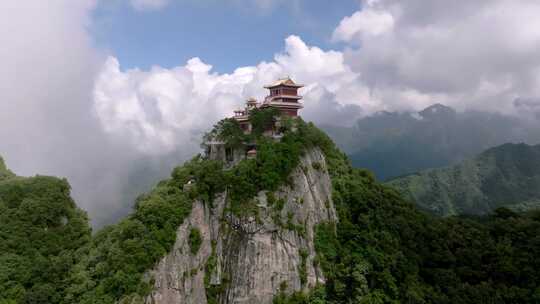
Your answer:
94,0 -> 540,161
93,35 -> 368,155
0,0 -> 365,227
0,0 -> 186,227
333,8 -> 394,41
130,0 -> 169,11
335,0 -> 540,114
6,0 -> 540,228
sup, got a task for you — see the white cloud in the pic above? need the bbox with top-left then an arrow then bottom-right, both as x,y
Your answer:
333,8 -> 394,42
0,0 -> 99,173
94,56 -> 240,155
93,35 -> 369,154
336,0 -> 540,114
0,0 -> 185,227
130,0 -> 169,11
7,0 -> 540,226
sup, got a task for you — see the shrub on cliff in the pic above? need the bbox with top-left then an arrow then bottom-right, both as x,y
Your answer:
189,228 -> 202,255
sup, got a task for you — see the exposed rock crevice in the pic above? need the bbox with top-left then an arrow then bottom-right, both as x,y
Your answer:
146,148 -> 336,304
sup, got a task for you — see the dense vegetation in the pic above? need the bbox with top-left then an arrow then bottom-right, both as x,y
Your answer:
40,109 -> 324,303
65,109 -> 333,303
2,111 -> 540,304
0,163 -> 91,304
387,143 -> 540,216
203,109 -> 329,216
276,125 -> 540,304
202,107 -> 282,148
63,158 -> 217,303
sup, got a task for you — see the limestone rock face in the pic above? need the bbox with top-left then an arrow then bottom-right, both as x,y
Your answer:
146,148 -> 336,304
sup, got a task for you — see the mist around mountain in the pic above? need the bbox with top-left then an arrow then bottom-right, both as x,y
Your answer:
92,152 -> 191,228
387,143 -> 540,216
324,104 -> 540,181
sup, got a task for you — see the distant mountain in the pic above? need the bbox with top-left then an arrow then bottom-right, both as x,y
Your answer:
387,143 -> 540,216
323,104 -> 540,180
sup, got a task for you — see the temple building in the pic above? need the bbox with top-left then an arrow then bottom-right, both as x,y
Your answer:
205,77 -> 304,164
261,77 -> 304,116
233,77 -> 304,133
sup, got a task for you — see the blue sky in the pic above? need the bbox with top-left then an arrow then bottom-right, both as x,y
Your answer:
91,0 -> 359,73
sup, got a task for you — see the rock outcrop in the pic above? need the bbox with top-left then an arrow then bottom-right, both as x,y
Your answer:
146,148 -> 336,304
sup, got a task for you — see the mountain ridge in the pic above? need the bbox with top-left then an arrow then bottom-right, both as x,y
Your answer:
387,142 -> 540,216
0,156 -> 14,180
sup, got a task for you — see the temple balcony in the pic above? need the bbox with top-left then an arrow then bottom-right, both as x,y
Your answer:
261,100 -> 304,109
264,94 -> 302,103
233,114 -> 250,122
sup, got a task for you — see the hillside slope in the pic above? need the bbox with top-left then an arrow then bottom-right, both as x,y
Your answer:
147,147 -> 336,304
2,117 -> 540,304
0,158 -> 91,303
64,117 -> 343,304
387,143 -> 540,216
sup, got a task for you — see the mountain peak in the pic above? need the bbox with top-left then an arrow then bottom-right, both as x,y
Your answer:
388,142 -> 540,216
480,142 -> 532,158
419,103 -> 456,119
0,156 -> 14,180
0,156 -> 6,171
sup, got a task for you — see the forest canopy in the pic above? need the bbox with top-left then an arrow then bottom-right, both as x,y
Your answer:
1,117 -> 540,304
0,171 -> 91,304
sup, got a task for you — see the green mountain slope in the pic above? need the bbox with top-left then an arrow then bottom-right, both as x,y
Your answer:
0,159 -> 91,303
2,118 -> 540,304
387,143 -> 540,216
0,156 -> 14,181
63,115 -> 345,303
272,125 -> 540,303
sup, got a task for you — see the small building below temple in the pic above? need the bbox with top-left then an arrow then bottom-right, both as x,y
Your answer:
204,77 -> 304,164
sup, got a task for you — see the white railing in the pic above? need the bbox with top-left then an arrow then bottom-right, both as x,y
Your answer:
264,94 -> 302,103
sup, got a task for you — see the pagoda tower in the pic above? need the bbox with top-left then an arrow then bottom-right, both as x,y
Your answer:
233,97 -> 260,133
206,78 -> 305,164
261,77 -> 304,117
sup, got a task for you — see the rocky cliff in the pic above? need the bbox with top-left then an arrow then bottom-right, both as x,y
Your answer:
146,148 -> 337,304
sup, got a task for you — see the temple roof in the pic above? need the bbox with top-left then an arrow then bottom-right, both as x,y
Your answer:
264,77 -> 304,89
